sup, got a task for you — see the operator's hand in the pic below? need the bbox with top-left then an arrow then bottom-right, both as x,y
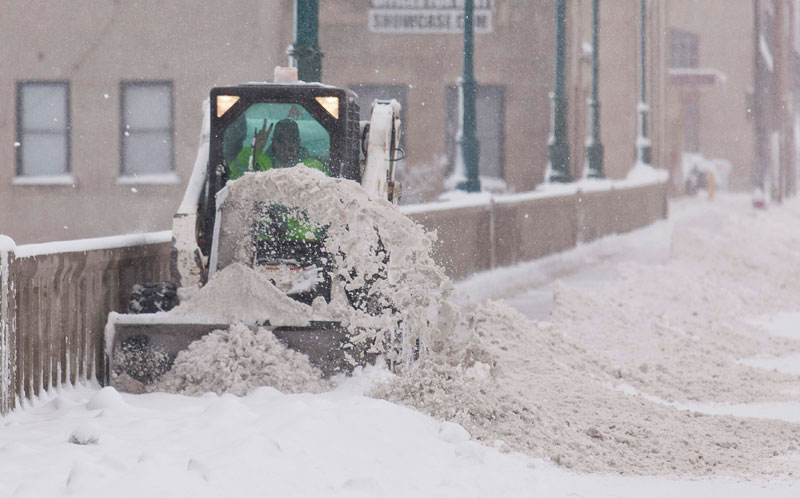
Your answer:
254,119 -> 273,152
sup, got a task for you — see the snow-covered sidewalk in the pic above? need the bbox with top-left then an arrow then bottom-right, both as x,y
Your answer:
2,376 -> 798,498
3,193 -> 800,497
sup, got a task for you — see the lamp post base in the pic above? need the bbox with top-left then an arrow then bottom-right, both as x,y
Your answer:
585,142 -> 605,179
456,178 -> 482,193
547,141 -> 572,183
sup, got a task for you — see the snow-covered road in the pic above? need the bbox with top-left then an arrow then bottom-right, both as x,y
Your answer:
3,193 -> 800,497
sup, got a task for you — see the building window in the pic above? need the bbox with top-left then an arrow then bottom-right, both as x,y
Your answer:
669,29 -> 699,68
120,81 -> 174,177
16,81 -> 70,177
445,85 -> 505,180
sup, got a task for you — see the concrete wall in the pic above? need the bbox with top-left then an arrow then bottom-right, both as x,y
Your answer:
409,181 -> 667,280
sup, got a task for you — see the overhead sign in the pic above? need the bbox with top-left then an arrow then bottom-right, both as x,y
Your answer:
368,0 -> 495,34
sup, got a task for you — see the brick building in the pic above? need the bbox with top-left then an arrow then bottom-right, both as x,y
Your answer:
1,1 -> 792,244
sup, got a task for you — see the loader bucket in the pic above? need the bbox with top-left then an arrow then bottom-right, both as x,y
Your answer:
104,312 -> 369,393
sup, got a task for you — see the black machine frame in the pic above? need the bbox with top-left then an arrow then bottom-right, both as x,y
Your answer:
199,83 -> 361,256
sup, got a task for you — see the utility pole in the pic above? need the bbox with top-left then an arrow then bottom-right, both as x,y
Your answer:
635,0 -> 652,165
584,0 -> 604,179
289,0 -> 322,83
547,0 -> 572,183
457,0 -> 481,192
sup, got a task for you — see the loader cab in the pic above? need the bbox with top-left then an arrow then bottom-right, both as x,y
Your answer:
201,83 -> 361,255
210,84 -> 360,181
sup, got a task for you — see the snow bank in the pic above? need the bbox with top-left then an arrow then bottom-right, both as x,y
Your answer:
551,195 -> 800,405
375,300 -> 800,476
373,195 -> 800,476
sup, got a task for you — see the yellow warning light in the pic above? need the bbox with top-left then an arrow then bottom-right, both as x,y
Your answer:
216,95 -> 240,117
316,96 -> 339,119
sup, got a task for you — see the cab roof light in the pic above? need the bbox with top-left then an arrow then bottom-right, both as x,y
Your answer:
316,96 -> 339,119
216,95 -> 240,117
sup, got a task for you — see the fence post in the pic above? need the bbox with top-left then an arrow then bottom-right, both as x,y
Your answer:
1,236 -> 17,415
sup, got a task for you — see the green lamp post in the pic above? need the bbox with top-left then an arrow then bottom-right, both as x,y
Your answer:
457,0 -> 481,192
584,0 -> 605,179
547,0 -> 572,183
289,0 -> 323,83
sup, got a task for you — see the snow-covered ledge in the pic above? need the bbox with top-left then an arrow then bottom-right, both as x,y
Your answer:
402,164 -> 668,215
12,174 -> 77,186
117,173 -> 181,185
14,231 -> 172,258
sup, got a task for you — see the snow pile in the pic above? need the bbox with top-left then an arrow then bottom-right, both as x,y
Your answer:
375,300 -> 800,476
169,262 -> 312,326
68,423 -> 101,445
375,196 -> 800,476
217,167 -> 458,364
86,386 -> 127,411
153,322 -> 327,396
550,197 -> 800,405
151,262 -> 325,396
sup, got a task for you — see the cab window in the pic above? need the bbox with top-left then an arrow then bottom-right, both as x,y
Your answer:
222,102 -> 330,170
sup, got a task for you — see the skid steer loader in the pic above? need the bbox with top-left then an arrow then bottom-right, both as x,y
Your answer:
105,68 -> 403,389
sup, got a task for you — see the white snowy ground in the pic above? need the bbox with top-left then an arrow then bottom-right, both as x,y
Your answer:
3,192 -> 800,497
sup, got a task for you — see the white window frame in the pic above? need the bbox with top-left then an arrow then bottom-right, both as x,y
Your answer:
15,80 -> 73,183
119,80 -> 177,182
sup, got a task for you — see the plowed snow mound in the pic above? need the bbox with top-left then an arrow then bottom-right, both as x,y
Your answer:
373,301 -> 800,476
548,197 -> 800,405
153,322 -> 327,396
373,198 -> 800,477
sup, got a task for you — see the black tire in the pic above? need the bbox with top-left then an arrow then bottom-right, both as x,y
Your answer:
128,281 -> 179,314
115,334 -> 172,384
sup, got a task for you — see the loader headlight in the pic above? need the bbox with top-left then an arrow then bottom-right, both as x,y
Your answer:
316,96 -> 339,119
216,95 -> 240,117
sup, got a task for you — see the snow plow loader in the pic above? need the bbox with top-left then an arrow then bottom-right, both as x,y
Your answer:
105,68 -> 403,390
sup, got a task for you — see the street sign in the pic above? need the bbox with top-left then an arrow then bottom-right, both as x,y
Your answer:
368,0 -> 495,34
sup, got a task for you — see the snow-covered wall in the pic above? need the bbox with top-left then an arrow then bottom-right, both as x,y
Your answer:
0,238 -> 170,413
406,180 -> 669,280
